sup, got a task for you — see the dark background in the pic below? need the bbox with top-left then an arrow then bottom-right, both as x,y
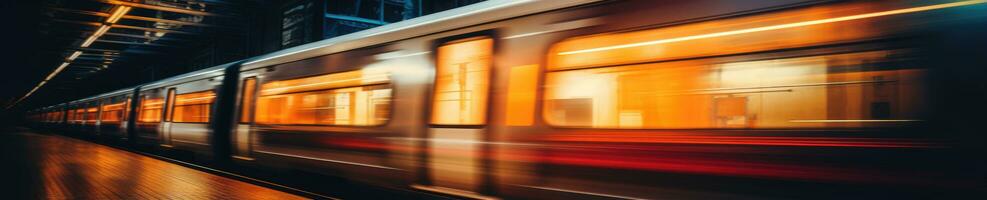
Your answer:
1,0 -> 483,128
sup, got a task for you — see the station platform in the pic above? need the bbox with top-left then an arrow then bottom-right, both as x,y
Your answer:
0,128 -> 306,199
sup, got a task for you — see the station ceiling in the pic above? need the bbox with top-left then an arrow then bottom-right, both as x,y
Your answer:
3,0 -> 252,111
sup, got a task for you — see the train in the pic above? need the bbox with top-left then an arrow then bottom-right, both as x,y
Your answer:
26,0 -> 987,199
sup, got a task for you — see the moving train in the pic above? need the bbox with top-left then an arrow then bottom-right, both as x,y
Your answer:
27,0 -> 987,199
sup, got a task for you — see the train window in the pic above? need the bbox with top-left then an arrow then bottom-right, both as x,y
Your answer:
54,112 -> 60,122
73,109 -> 82,122
139,96 -> 164,123
170,90 -> 216,123
240,77 -> 257,123
430,36 -> 493,125
85,106 -> 99,122
255,69 -> 391,126
543,50 -> 926,128
100,100 -> 126,122
540,1 -> 953,129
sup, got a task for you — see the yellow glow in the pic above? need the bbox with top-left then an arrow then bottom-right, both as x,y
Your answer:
544,50 -> 927,128
138,98 -> 164,123
171,91 -> 216,123
101,101 -> 126,122
43,62 -> 71,81
106,6 -> 132,23
557,0 -> 986,56
261,69 -> 390,95
66,51 -> 83,61
505,65 -> 539,126
430,37 -> 493,125
255,70 -> 392,126
85,107 -> 99,122
80,25 -> 110,47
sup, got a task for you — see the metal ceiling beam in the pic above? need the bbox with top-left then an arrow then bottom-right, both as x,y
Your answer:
52,19 -> 198,35
122,15 -> 229,28
51,18 -> 102,26
95,0 -> 231,17
67,65 -> 102,69
48,6 -> 231,28
102,32 -> 189,41
71,47 -> 121,53
81,53 -> 121,57
195,0 -> 245,7
112,24 -> 197,34
73,56 -> 112,61
68,61 -> 109,66
95,39 -> 172,47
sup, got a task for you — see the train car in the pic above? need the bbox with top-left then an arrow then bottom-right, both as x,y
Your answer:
89,88 -> 137,142
26,0 -> 986,199
132,62 -> 239,157
76,97 -> 103,137
234,0 -> 987,199
42,105 -> 65,130
64,100 -> 94,135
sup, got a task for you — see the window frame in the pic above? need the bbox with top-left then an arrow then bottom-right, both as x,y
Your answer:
164,88 -> 177,122
239,77 -> 258,124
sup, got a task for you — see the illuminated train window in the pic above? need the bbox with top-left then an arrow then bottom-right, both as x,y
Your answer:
101,100 -> 126,122
544,50 -> 927,128
543,1 -> 939,129
85,107 -> 99,122
139,97 -> 164,123
170,91 -> 216,123
70,109 -> 83,122
430,36 -> 493,125
255,69 -> 392,126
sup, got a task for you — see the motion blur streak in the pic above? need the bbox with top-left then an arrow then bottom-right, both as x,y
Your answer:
543,133 -> 938,148
25,0 -> 987,199
557,0 -> 987,55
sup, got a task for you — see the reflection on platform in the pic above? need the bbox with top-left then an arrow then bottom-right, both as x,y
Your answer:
0,130 -> 304,199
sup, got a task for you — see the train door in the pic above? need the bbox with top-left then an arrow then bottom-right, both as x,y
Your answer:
160,88 -> 176,147
234,77 -> 257,160
418,35 -> 495,196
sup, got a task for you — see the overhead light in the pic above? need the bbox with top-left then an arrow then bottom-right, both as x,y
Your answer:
66,51 -> 83,61
44,62 -> 71,81
93,25 -> 111,36
106,6 -> 132,23
80,25 -> 110,47
81,35 -> 98,47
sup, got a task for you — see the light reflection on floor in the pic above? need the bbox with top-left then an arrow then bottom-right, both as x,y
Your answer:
0,130 -> 305,199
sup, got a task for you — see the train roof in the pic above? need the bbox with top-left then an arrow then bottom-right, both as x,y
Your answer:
68,87 -> 136,105
137,60 -> 241,90
240,0 -> 599,71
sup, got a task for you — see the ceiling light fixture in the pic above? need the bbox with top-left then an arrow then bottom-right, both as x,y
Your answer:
106,6 -> 132,23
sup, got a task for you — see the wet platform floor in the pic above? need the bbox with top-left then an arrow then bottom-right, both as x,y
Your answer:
1,129 -> 306,199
